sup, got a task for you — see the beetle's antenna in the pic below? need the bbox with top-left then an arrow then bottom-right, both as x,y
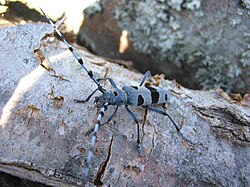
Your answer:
40,8 -> 104,93
84,102 -> 108,180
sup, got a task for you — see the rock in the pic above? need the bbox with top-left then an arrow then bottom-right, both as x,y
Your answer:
0,23 -> 249,187
78,0 -> 250,93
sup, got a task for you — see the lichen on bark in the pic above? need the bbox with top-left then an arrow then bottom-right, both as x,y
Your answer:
110,0 -> 250,93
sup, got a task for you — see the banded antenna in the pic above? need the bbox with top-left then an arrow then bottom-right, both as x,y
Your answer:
40,8 -> 104,93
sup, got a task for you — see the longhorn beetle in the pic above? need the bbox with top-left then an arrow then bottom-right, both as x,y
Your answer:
40,9 -> 192,182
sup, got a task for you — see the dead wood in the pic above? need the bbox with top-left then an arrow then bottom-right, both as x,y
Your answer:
0,24 -> 249,187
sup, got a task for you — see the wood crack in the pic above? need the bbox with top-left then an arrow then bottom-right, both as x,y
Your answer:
94,136 -> 114,186
193,105 -> 250,146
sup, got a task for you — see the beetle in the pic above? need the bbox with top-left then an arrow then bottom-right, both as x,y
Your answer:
40,9 -> 192,182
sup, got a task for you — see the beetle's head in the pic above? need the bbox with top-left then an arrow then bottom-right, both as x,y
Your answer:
94,92 -> 114,108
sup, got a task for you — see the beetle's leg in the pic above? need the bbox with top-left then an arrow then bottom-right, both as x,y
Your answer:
85,106 -> 119,136
97,78 -> 118,88
74,88 -> 99,103
139,70 -> 151,86
142,106 -> 193,144
125,105 -> 142,156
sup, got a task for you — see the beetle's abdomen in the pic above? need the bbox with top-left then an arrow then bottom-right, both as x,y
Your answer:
122,86 -> 169,106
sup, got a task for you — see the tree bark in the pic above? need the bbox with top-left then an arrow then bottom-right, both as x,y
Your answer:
0,24 -> 249,187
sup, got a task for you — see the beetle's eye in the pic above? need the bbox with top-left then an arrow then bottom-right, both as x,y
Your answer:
113,91 -> 118,96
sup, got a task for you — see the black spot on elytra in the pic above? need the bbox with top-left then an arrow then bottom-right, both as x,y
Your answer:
132,86 -> 139,90
146,87 -> 157,92
165,94 -> 168,101
137,95 -> 144,106
146,87 -> 159,103
151,92 -> 159,103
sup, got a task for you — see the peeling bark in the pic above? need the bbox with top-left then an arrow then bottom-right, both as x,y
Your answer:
0,24 -> 250,187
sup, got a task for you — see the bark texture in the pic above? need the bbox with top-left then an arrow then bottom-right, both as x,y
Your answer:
0,24 -> 250,187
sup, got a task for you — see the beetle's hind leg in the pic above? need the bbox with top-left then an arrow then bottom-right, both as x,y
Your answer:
142,106 -> 193,144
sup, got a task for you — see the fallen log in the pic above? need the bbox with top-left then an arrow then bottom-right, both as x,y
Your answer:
0,23 -> 249,187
